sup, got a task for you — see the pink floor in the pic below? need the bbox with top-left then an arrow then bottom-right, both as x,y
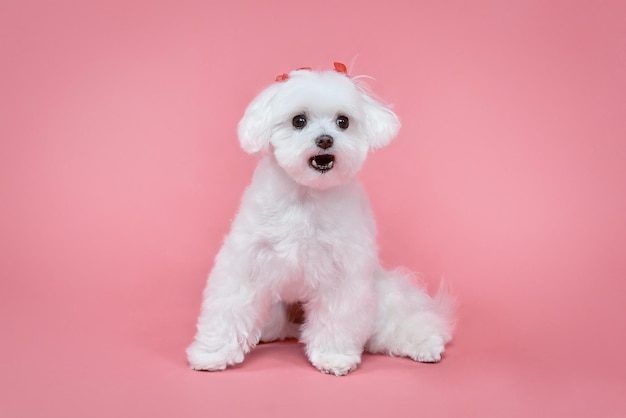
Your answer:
2,1 -> 625,416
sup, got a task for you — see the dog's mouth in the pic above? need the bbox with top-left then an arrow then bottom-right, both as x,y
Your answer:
309,154 -> 335,172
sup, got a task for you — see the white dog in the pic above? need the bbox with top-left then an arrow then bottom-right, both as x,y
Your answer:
187,63 -> 454,376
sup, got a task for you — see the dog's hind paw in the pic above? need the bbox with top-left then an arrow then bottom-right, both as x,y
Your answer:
409,335 -> 445,363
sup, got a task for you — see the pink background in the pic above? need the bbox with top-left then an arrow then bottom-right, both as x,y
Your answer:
2,0 -> 625,416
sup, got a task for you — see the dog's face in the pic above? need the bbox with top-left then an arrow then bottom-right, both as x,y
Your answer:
238,69 -> 400,189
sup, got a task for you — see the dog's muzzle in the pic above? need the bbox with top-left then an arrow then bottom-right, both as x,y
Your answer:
309,154 -> 335,172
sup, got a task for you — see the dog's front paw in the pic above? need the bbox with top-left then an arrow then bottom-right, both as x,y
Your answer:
308,352 -> 361,376
409,335 -> 445,363
186,340 -> 245,371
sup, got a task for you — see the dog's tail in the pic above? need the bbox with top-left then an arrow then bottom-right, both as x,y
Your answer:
432,277 -> 457,334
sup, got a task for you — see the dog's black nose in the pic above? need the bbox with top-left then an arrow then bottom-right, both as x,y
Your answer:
315,134 -> 334,150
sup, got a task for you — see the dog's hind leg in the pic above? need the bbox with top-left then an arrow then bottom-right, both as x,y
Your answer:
366,269 -> 455,363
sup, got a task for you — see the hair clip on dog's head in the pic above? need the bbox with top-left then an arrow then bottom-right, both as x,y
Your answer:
275,62 -> 349,82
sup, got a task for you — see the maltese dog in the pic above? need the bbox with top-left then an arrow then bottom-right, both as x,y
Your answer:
187,63 -> 454,376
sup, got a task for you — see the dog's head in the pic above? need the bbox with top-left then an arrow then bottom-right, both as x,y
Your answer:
238,64 -> 400,189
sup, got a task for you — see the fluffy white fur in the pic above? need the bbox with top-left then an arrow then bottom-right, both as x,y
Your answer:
187,67 -> 454,375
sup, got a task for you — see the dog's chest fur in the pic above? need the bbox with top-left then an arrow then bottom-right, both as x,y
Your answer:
232,157 -> 377,301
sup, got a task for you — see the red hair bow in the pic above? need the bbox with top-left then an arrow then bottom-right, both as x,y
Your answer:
275,62 -> 348,82
333,62 -> 348,75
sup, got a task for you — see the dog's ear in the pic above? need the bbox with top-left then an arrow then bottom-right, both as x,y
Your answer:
360,92 -> 401,149
238,83 -> 281,154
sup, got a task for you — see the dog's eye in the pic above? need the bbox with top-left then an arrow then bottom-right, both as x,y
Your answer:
292,114 -> 307,129
336,115 -> 349,130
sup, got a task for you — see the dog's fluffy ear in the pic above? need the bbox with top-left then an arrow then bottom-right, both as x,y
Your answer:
237,83 -> 281,154
360,92 -> 401,149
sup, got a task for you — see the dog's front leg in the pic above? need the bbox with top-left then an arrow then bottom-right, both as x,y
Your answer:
301,275 -> 376,376
187,255 -> 272,371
